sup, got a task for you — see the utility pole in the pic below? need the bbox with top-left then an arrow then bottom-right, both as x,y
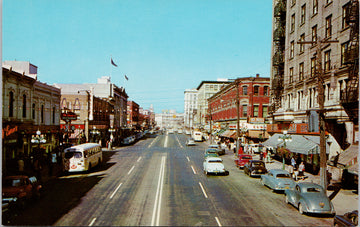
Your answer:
297,36 -> 338,192
209,105 -> 213,144
236,79 -> 240,154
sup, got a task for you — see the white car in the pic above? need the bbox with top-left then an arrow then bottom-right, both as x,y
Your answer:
186,138 -> 196,146
203,157 -> 226,175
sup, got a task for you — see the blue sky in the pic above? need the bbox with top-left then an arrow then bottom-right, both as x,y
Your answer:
3,0 -> 272,113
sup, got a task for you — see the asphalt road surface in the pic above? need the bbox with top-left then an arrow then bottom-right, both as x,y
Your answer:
6,133 -> 334,226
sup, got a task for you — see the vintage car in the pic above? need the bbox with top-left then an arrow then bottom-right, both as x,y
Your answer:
186,138 -> 196,146
204,148 -> 220,158
203,157 -> 226,175
208,144 -> 225,155
285,182 -> 335,215
334,210 -> 358,226
260,169 -> 296,191
243,160 -> 267,177
2,175 -> 42,208
234,154 -> 252,169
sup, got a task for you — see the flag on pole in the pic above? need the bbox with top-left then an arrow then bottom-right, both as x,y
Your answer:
124,75 -> 128,80
111,58 -> 118,67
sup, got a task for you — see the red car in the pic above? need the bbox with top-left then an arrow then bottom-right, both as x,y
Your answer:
2,175 -> 42,208
234,154 -> 252,169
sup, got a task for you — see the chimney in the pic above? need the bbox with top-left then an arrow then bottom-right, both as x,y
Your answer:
256,74 -> 260,78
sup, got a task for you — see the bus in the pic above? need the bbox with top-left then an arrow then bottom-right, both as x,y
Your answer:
63,143 -> 102,172
193,131 -> 203,142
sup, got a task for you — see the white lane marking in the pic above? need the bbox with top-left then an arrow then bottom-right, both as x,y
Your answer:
191,165 -> 197,175
186,156 -> 190,162
109,182 -> 123,199
137,157 -> 142,162
175,136 -> 183,148
89,217 -> 96,226
215,217 -> 222,227
164,135 -> 169,148
198,182 -> 208,199
151,156 -> 166,226
128,165 -> 135,175
148,136 -> 159,148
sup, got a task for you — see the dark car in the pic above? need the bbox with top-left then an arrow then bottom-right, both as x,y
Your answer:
243,160 -> 267,177
2,175 -> 42,208
334,210 -> 358,226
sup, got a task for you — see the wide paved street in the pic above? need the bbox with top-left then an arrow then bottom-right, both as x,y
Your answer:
8,133 -> 334,226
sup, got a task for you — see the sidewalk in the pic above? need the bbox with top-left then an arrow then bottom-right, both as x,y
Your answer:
259,155 -> 359,215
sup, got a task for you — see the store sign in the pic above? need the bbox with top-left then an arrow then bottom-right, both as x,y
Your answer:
249,118 -> 265,123
2,125 -> 18,139
61,112 -> 78,121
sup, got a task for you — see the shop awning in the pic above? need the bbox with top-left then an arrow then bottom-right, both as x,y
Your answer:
339,145 -> 358,175
263,134 -> 329,155
221,130 -> 236,138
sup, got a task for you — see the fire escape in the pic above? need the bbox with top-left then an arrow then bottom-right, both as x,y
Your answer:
341,0 -> 359,123
270,0 -> 286,114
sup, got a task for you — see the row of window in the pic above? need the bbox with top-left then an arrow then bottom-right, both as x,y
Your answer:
215,105 -> 268,118
7,91 -> 56,124
241,85 -> 269,96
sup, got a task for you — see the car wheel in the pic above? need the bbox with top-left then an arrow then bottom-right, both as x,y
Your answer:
298,203 -> 304,214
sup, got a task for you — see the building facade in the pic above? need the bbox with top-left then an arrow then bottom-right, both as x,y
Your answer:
155,110 -> 184,130
127,101 -> 140,129
2,62 -> 61,175
184,88 -> 198,129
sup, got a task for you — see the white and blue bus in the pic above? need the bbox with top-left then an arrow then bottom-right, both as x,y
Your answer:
63,143 -> 102,172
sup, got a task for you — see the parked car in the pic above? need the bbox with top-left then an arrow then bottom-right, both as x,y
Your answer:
203,157 -> 226,175
260,169 -> 296,191
186,138 -> 196,146
285,182 -> 335,215
204,148 -> 220,158
2,175 -> 42,209
208,144 -> 225,155
243,160 -> 267,177
334,210 -> 358,226
234,154 -> 252,169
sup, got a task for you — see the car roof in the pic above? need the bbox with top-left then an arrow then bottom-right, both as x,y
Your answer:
297,182 -> 323,189
206,157 -> 222,161
206,148 -> 218,152
239,154 -> 252,157
250,160 -> 264,163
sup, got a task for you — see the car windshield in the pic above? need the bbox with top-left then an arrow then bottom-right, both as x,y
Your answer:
306,187 -> 322,193
276,174 -> 291,178
4,179 -> 22,187
252,162 -> 265,167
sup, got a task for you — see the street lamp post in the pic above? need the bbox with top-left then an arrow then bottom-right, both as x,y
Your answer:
90,126 -> 100,143
278,130 -> 292,170
31,130 -> 47,156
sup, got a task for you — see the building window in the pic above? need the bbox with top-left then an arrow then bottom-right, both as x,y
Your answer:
312,25 -> 317,46
313,0 -> 318,15
325,15 -> 332,38
291,14 -> 295,32
74,98 -> 81,110
32,103 -> 36,120
9,91 -> 14,117
262,106 -> 268,118
299,33 -> 305,53
254,86 -> 259,96
341,41 -> 349,65
22,94 -> 27,118
289,67 -> 294,83
342,3 -> 350,29
264,86 -> 269,96
290,41 -> 295,59
311,57 -> 316,77
52,107 -> 56,124
242,105 -> 247,117
299,62 -> 304,80
41,105 -> 44,123
242,86 -> 248,95
253,105 -> 259,117
300,4 -> 306,25
324,50 -> 331,71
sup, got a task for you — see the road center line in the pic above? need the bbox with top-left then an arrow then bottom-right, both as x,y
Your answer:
128,165 -> 135,175
186,156 -> 190,162
215,217 -> 222,227
175,136 -> 183,148
151,156 -> 166,226
148,136 -> 159,148
198,182 -> 208,199
109,182 -> 123,199
191,165 -> 197,174
164,135 -> 169,148
137,157 -> 142,162
88,217 -> 96,226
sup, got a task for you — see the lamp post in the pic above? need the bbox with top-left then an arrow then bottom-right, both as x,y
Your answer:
90,126 -> 100,143
108,127 -> 116,149
278,130 -> 292,170
31,130 -> 47,156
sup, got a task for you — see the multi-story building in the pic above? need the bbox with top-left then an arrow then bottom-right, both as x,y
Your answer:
155,110 -> 184,130
2,61 -> 61,175
184,88 -> 198,129
269,0 -> 358,180
208,74 -> 271,143
195,79 -> 234,127
127,101 -> 140,129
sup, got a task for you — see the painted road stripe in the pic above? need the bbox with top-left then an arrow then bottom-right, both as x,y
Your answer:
215,217 -> 222,227
191,165 -> 197,174
151,156 -> 166,226
137,157 -> 142,162
164,135 -> 169,147
109,182 -> 123,199
186,156 -> 190,162
89,218 -> 96,226
199,182 -> 208,199
128,165 -> 135,175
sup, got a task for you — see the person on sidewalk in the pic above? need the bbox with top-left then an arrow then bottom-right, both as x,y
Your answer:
291,157 -> 296,168
298,161 -> 305,177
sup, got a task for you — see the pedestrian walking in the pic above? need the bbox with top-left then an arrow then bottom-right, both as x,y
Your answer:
291,157 -> 296,168
298,161 -> 305,176
260,151 -> 263,161
266,150 -> 271,163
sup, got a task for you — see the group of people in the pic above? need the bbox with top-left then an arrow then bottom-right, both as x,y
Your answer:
288,156 -> 305,181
